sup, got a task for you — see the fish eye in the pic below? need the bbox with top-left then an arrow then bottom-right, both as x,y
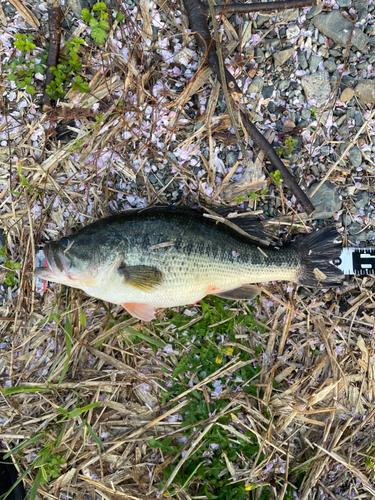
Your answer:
60,237 -> 70,248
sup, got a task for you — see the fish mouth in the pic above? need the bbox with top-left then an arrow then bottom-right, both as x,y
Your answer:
34,244 -> 71,282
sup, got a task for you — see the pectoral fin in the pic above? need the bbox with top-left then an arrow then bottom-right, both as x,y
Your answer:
212,284 -> 260,301
118,264 -> 163,291
122,302 -> 156,321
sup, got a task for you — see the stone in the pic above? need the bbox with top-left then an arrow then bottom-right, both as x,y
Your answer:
66,0 -> 89,17
262,85 -> 274,99
340,87 -> 355,102
324,59 -> 337,72
306,4 -> 322,19
279,79 -> 291,91
286,26 -> 300,39
313,11 -> 369,52
301,109 -> 311,120
279,9 -> 299,21
306,181 -> 342,219
356,191 -> 371,208
298,52 -> 308,70
227,151 -> 239,168
355,79 -> 375,103
357,0 -> 368,25
267,101 -> 276,113
248,76 -> 264,93
256,14 -> 269,28
349,147 -> 362,167
273,47 -> 295,66
301,70 -> 331,107
309,55 -> 322,73
340,75 -> 355,92
337,0 -> 351,6
348,223 -> 362,237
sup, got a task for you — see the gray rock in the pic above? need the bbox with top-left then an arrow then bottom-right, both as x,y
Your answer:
324,59 -> 337,72
274,47 -> 295,66
321,145 -> 330,156
4,4 -> 16,14
337,0 -> 351,6
340,75 -> 355,92
66,0 -> 89,17
307,4 -> 322,19
227,151 -> 239,168
356,191 -> 371,208
355,79 -> 375,103
0,230 -> 5,264
301,109 -> 311,120
313,11 -> 369,52
357,0 -> 368,25
298,52 -> 308,70
262,85 -> 274,99
256,14 -> 269,28
301,70 -> 331,107
279,8 -> 299,21
309,55 -> 322,73
306,181 -> 342,219
267,101 -> 276,113
264,39 -> 281,50
348,222 -> 362,236
248,76 -> 264,93
279,79 -> 291,91
255,47 -> 265,62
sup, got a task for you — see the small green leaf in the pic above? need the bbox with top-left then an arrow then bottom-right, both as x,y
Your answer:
99,19 -> 109,30
89,17 -> 99,27
2,386 -> 48,394
81,8 -> 91,23
116,12 -> 125,21
172,357 -> 190,377
56,401 -> 102,418
3,433 -> 45,459
85,423 -> 105,450
78,82 -> 90,93
122,327 -> 165,348
91,27 -> 107,44
93,2 -> 106,11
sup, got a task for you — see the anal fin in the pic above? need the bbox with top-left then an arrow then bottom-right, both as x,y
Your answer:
212,284 -> 260,301
123,303 -> 156,321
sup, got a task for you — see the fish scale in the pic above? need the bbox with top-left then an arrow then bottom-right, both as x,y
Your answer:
34,207 -> 344,321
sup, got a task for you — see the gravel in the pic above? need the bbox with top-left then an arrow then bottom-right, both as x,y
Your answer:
306,182 -> 343,220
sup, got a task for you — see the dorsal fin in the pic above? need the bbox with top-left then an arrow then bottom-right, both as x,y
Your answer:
203,206 -> 273,247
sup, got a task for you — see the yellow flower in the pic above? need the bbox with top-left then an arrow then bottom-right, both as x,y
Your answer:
221,347 -> 234,356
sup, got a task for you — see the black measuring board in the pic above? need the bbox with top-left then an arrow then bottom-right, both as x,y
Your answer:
352,248 -> 375,275
333,247 -> 375,275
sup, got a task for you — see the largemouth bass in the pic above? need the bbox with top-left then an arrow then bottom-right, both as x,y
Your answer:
34,207 -> 344,321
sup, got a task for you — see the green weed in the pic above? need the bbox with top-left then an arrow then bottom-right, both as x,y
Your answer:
276,136 -> 298,158
5,34 -> 46,95
6,34 -> 89,100
47,38 -> 89,100
270,170 -> 282,186
0,246 -> 21,288
81,3 -> 110,45
149,298 -> 270,499
0,396 -> 103,500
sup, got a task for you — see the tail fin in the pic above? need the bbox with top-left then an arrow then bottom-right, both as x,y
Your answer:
294,228 -> 344,287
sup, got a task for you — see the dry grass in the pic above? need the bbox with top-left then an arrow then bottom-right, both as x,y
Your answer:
1,0 -> 375,499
